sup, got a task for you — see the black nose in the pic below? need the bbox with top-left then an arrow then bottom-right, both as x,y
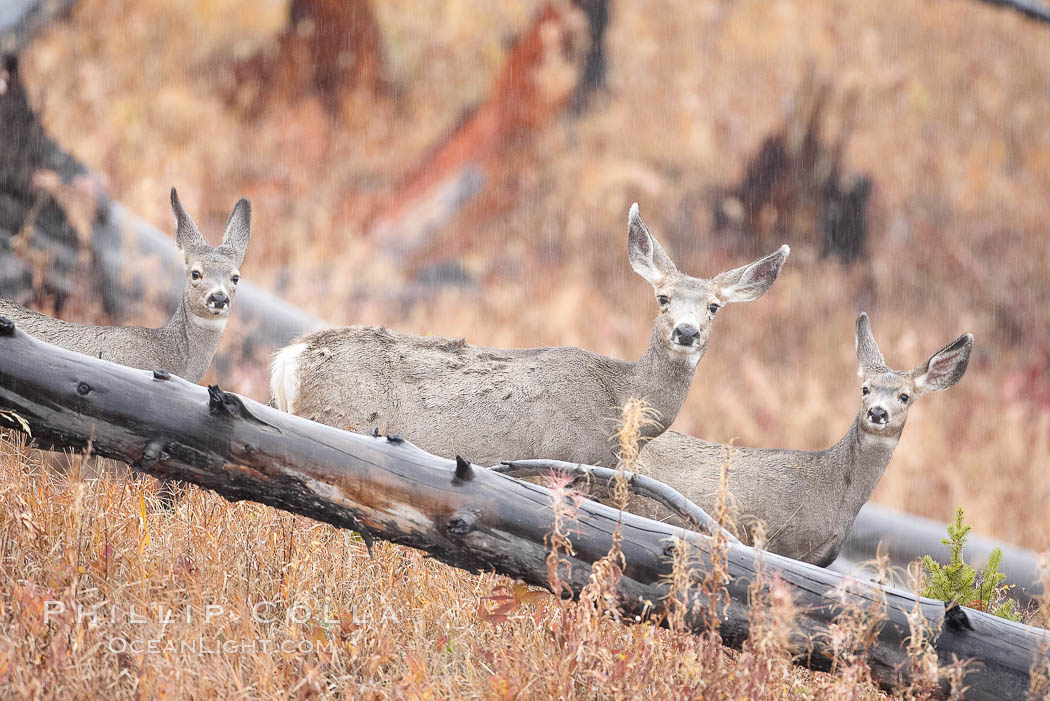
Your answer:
672,324 -> 699,346
867,406 -> 888,424
207,291 -> 230,309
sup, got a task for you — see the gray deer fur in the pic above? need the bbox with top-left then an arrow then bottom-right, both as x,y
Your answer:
0,188 -> 250,383
626,313 -> 973,566
271,204 -> 789,466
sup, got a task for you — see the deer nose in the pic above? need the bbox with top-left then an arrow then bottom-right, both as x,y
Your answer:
207,291 -> 230,309
867,406 -> 889,424
672,324 -> 699,346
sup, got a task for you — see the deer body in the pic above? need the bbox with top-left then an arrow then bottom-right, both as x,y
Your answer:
273,205 -> 789,467
627,314 -> 974,566
274,321 -> 700,466
0,188 -> 251,384
0,300 -> 225,382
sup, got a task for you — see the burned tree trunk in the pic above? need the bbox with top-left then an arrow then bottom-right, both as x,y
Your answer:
568,0 -> 610,114
712,73 -> 872,265
0,319 -> 1046,700
367,3 -> 587,263
222,0 -> 388,118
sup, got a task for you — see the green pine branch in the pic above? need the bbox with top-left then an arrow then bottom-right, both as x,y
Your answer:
920,506 -> 1021,621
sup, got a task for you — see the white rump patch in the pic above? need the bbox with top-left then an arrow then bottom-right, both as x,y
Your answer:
270,343 -> 307,413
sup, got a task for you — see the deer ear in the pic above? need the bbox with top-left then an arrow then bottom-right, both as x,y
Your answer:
716,244 -> 790,303
855,313 -> 887,376
218,198 -> 251,266
627,203 -> 676,287
914,333 -> 974,393
171,187 -> 206,253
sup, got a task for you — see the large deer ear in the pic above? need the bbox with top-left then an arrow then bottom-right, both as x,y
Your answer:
171,187 -> 206,253
715,244 -> 790,303
627,203 -> 676,287
855,313 -> 887,377
913,333 -> 974,393
218,198 -> 251,266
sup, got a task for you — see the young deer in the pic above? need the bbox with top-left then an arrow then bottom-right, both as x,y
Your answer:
0,188 -> 250,383
628,313 -> 973,566
271,204 -> 789,467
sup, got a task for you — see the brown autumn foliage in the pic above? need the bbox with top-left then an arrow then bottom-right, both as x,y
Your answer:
3,0 -> 1050,695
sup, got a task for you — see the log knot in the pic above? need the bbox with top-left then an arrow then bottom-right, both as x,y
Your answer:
207,384 -> 271,426
945,603 -> 974,632
454,455 -> 474,481
386,434 -> 404,444
0,317 -> 14,336
153,370 -> 170,381
447,508 -> 479,536
76,382 -> 91,396
140,440 -> 165,469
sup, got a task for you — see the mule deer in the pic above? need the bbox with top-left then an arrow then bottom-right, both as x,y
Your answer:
0,188 -> 251,383
626,313 -> 973,566
271,204 -> 789,466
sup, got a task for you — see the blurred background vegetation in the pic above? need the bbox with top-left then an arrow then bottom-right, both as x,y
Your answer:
10,0 -> 1050,551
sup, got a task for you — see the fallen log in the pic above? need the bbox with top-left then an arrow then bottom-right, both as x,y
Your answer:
0,319 -> 1046,699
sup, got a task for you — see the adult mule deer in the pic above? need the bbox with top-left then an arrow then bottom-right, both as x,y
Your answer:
271,204 -> 789,466
0,188 -> 251,383
628,313 -> 973,566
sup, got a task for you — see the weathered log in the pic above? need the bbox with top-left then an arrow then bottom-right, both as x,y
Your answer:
0,320 -> 1046,699
833,503 -> 1045,608
493,458 -> 738,543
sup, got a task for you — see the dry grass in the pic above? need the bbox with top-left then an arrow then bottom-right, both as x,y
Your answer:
4,0 -> 1050,695
0,429 -> 911,699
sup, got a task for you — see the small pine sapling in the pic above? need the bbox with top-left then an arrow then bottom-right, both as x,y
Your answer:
921,507 -> 1021,621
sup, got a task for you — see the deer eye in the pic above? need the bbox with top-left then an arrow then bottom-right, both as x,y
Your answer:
191,270 -> 202,281
657,295 -> 670,307
708,303 -> 720,314
899,393 -> 909,404
861,387 -> 870,396
231,274 -> 240,285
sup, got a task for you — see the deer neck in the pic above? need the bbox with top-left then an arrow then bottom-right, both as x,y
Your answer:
620,322 -> 700,437
825,413 -> 901,518
159,299 -> 227,383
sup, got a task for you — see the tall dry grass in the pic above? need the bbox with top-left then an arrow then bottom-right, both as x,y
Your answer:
0,413 -> 917,699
